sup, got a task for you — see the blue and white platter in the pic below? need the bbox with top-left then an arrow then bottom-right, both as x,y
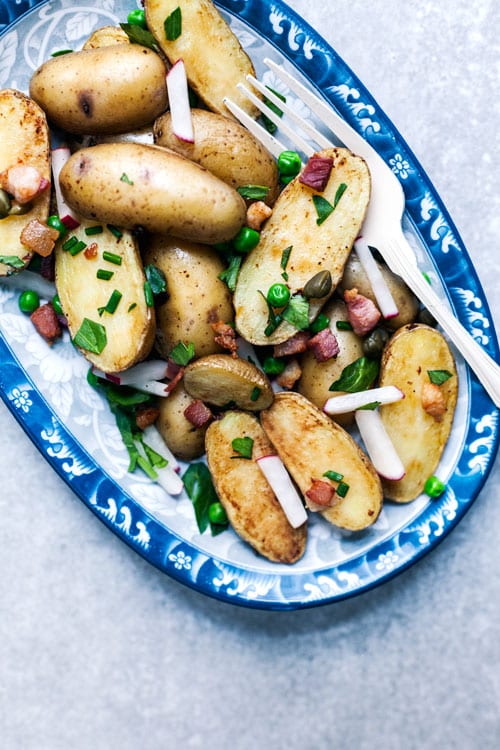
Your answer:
0,0 -> 498,610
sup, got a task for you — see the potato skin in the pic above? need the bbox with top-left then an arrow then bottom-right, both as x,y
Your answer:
154,109 -> 279,205
145,0 -> 260,118
379,324 -> 458,502
55,222 -> 155,372
59,143 -> 246,244
0,89 -> 50,275
205,411 -> 307,563
261,392 -> 383,531
233,148 -> 371,345
29,44 -> 168,135
156,383 -> 208,461
82,25 -> 130,49
142,236 -> 234,359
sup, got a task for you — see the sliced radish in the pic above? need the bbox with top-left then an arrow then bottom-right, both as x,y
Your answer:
135,437 -> 183,495
166,59 -> 194,143
354,409 -> 406,480
51,147 -> 80,229
256,454 -> 308,528
324,385 -> 404,415
127,380 -> 171,398
354,238 -> 399,319
142,425 -> 180,474
2,269 -> 56,300
93,359 -> 169,386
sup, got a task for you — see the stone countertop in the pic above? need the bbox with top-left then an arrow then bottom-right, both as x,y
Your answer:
1,2 -> 499,748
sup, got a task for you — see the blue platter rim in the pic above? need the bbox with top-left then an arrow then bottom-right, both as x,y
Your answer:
0,0 -> 498,610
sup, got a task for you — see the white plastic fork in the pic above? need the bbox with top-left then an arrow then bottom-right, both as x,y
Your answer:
223,57 -> 500,408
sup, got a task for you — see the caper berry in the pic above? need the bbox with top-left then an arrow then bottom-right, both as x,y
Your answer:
0,189 -> 11,218
362,327 -> 390,359
8,201 -> 33,216
302,270 -> 332,299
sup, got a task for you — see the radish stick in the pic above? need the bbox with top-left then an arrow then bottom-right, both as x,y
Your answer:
324,385 -> 404,415
51,147 -> 80,229
354,238 -> 399,319
142,425 -> 180,474
354,409 -> 405,480
256,454 -> 308,528
166,59 -> 194,143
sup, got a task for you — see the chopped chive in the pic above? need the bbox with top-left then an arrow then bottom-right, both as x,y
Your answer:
128,302 -> 137,313
51,49 -> 73,56
336,481 -> 350,498
323,470 -> 344,482
144,280 -> 154,307
98,289 -> 122,316
102,251 -> 122,265
164,6 -> 182,40
107,224 -> 123,239
333,182 -> 348,208
280,245 -> 292,271
250,386 -> 261,402
336,320 -> 352,331
62,236 -> 79,252
96,269 -> 114,281
68,240 -> 87,256
85,225 -> 103,236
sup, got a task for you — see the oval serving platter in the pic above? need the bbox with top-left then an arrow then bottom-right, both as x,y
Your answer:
0,0 -> 498,610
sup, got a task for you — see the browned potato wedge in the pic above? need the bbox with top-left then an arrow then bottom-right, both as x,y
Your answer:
298,300 -> 364,426
0,89 -> 50,275
183,354 -> 274,410
156,383 -> 209,461
30,45 -> 168,135
59,143 -> 246,244
340,250 -> 419,329
142,236 -> 234,359
261,392 -> 383,531
82,25 -> 130,49
154,109 -> 279,205
379,323 -> 458,502
233,148 -> 370,345
145,0 -> 260,118
55,221 -> 155,372
205,411 -> 307,563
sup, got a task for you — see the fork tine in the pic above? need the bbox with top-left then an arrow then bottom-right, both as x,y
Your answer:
223,96 -> 287,159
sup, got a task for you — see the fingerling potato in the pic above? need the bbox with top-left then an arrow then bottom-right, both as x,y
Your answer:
82,25 -> 130,49
156,382 -> 209,461
154,109 -> 279,205
55,221 -> 155,372
183,354 -> 274,410
378,323 -> 458,502
205,410 -> 307,563
30,44 -> 168,135
261,392 -> 383,530
0,89 -> 50,275
142,236 -> 234,359
233,148 -> 371,345
59,143 -> 246,244
145,0 -> 260,118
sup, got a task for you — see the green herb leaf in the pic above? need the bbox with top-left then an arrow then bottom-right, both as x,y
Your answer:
119,22 -> 159,51
170,340 -> 195,366
312,194 -> 334,225
120,172 -> 134,185
357,401 -> 381,410
73,318 -> 107,354
333,182 -> 348,208
280,245 -> 292,271
328,356 -> 379,393
143,280 -> 154,307
231,436 -> 254,460
182,462 -> 221,535
427,369 -> 453,386
218,254 -> 242,292
261,87 -> 286,134
164,6 -> 182,40
145,263 -> 168,296
0,255 -> 25,269
237,185 -> 270,201
259,290 -> 282,336
281,293 -> 310,330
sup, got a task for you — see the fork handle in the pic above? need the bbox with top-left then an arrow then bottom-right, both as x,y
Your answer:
388,234 -> 500,408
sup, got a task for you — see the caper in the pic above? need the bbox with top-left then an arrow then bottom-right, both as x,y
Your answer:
8,201 -> 33,216
362,327 -> 390,359
417,307 -> 437,327
302,269 -> 332,299
0,189 -> 11,219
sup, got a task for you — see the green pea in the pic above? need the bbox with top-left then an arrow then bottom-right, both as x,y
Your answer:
424,475 -> 446,498
233,226 -> 260,254
267,282 -> 290,308
52,294 -> 63,316
47,214 -> 68,238
127,9 -> 147,28
18,289 -> 40,314
309,313 -> 330,334
208,502 -> 228,526
277,150 -> 302,177
262,356 -> 286,376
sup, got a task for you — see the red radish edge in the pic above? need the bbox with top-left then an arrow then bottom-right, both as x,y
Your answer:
51,147 -> 80,229
166,59 -> 194,144
354,238 -> 399,319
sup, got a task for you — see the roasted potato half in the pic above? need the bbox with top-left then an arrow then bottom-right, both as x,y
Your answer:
142,236 -> 234,359
378,323 -> 458,502
261,392 -> 383,531
205,410 -> 307,563
59,143 -> 246,244
30,44 -> 168,135
55,221 -> 155,372
233,148 -> 371,345
154,109 -> 279,205
183,354 -> 274,411
145,0 -> 260,118
82,25 -> 130,49
0,89 -> 50,275
156,383 -> 208,461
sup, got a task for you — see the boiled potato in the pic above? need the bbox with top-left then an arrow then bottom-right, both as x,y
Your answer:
145,0 -> 260,118
0,89 -> 50,275
154,109 -> 279,205
261,392 -> 383,531
233,148 -> 371,345
59,143 -> 247,244
183,354 -> 274,410
298,300 -> 364,426
29,44 -> 168,135
340,250 -> 419,329
378,323 -> 458,502
156,383 -> 208,461
142,236 -> 234,359
205,410 -> 307,563
82,25 -> 130,49
55,221 -> 155,372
